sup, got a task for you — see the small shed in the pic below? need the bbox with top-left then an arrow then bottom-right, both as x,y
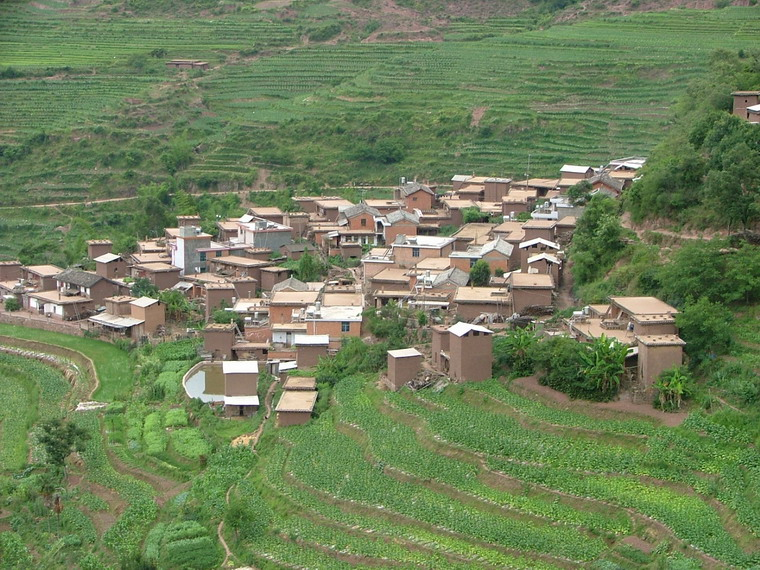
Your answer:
386,348 -> 423,391
276,390 -> 318,427
294,334 -> 330,368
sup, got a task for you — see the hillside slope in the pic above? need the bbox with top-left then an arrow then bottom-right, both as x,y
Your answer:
0,1 -> 758,207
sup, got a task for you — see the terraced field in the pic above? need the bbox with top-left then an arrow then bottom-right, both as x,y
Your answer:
245,375 -> 760,568
1,2 -> 759,204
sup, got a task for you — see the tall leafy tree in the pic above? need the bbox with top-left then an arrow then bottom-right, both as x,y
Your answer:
580,334 -> 629,397
469,259 -> 491,287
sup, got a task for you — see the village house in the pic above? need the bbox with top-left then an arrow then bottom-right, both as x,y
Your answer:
431,322 -> 494,383
259,266 -> 291,292
453,286 -> 511,320
203,322 -> 238,360
501,189 -> 537,216
509,272 -> 554,314
511,178 -> 560,197
282,376 -> 317,391
363,199 -> 405,215
519,237 -> 561,271
28,290 -> 94,320
88,295 -> 166,339
382,210 -> 420,244
55,268 -> 118,306
223,360 -> 259,417
440,198 -> 477,227
336,203 -> 384,246
386,347 -> 423,391
732,91 -> 760,123
276,390 -> 317,426
94,253 -> 127,280
269,290 -> 321,324
247,206 -> 286,225
526,253 -> 562,284
86,239 -> 113,259
450,223 -> 496,251
131,262 -> 182,291
279,242 -> 317,261
171,225 -> 213,275
237,215 -> 293,250
360,247 -> 395,280
294,334 -> 330,368
23,265 -> 63,292
395,181 -> 437,212
449,237 -> 513,274
390,235 -> 456,269
206,256 -> 271,282
216,219 -> 240,242
314,199 -> 355,222
558,164 -> 595,188
204,283 -> 237,321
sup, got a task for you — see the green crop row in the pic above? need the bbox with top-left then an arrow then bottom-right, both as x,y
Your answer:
259,440 -> 560,569
282,419 -> 606,562
335,376 -> 631,534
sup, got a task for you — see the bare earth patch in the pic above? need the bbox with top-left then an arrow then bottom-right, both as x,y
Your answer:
470,106 -> 488,127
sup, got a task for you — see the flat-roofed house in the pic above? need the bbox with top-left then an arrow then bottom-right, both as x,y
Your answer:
386,348 -> 423,391
521,219 -> 557,243
28,290 -> 94,320
205,283 -> 237,321
314,199 -> 355,222
282,376 -> 317,391
276,390 -> 318,426
636,334 -> 686,394
294,334 -> 330,368
237,216 -> 293,251
259,266 -> 291,292
131,262 -> 182,291
732,91 -> 760,122
502,189 -> 538,216
87,240 -> 113,259
203,322 -> 237,360
0,261 -> 23,282
364,199 -> 404,214
453,286 -> 512,320
223,360 -> 259,417
300,304 -> 362,347
509,272 -> 554,314
559,165 -> 595,188
607,296 -> 679,336
447,322 -> 494,383
390,235 -> 456,269
269,290 -> 321,324
23,265 -> 63,292
441,199 -> 477,227
130,296 -> 165,337
450,223 -> 496,251
247,206 -> 286,225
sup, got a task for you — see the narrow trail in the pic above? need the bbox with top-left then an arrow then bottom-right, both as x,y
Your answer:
218,379 -> 279,568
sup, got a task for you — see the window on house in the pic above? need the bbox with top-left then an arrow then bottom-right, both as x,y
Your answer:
412,248 -> 420,258
341,322 -> 351,332
216,250 -> 222,257
470,258 -> 477,268
412,197 -> 418,201
361,218 -> 367,227
199,252 -> 206,262
473,331 -> 480,336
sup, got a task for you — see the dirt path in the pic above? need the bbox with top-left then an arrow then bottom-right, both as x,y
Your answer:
218,380 -> 279,568
510,375 -> 688,427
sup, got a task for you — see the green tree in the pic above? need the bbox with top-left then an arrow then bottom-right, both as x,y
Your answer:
493,328 -> 539,377
293,252 -> 326,282
462,207 -> 487,224
4,297 -> 20,311
158,289 -> 196,321
580,334 -> 628,397
570,196 -> 627,286
567,180 -> 592,206
469,259 -> 491,287
38,419 -> 90,474
676,297 -> 733,363
654,366 -> 694,411
131,277 -> 159,298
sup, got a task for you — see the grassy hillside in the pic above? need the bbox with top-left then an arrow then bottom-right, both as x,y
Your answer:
1,1 -> 759,207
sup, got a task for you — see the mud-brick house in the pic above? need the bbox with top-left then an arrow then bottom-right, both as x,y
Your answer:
521,220 -> 557,243
204,283 -> 237,321
269,290 -> 321,325
453,286 -> 511,320
94,253 -> 127,280
86,239 -> 113,260
386,348 -> 423,391
203,322 -> 237,360
0,261 -> 23,282
28,290 -> 94,320
509,273 -> 554,314
294,334 -> 330,368
518,238 -> 561,271
449,237 -> 513,274
276,390 -> 318,426
131,262 -> 182,291
433,322 -> 494,383
55,268 -> 117,306
732,91 -> 760,122
223,361 -> 259,417
395,182 -> 437,212
314,199 -> 355,222
23,265 -> 63,292
527,253 -> 562,285
337,203 -> 383,244
636,334 -> 686,393
390,235 -> 456,269
383,210 -> 420,245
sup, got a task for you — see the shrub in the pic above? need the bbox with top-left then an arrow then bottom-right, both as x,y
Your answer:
3,297 -> 20,311
171,428 -> 211,459
164,408 -> 189,428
